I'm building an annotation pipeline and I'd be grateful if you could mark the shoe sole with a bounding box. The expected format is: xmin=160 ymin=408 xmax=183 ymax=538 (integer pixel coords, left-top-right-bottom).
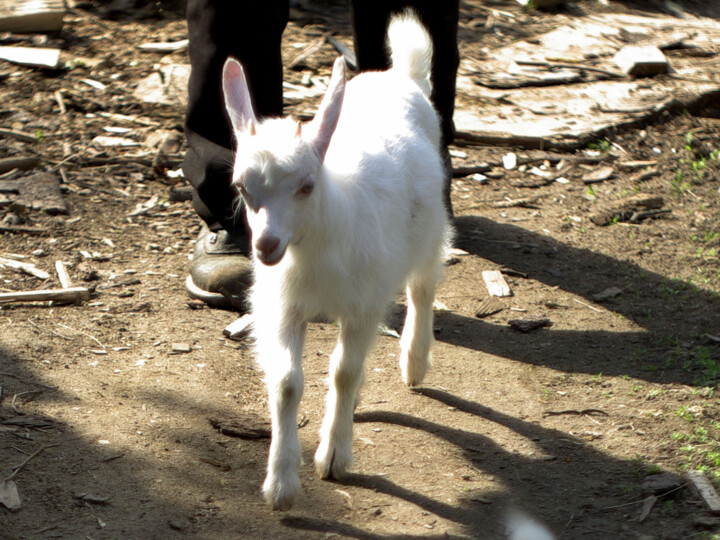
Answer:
xmin=185 ymin=275 xmax=234 ymax=309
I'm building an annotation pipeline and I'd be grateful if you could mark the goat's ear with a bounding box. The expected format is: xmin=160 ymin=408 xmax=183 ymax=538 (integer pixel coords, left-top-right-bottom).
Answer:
xmin=309 ymin=57 xmax=346 ymax=160
xmin=222 ymin=58 xmax=257 ymax=135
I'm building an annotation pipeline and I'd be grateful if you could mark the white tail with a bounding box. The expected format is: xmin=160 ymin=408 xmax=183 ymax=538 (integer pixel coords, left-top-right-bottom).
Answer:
xmin=387 ymin=10 xmax=433 ymax=97
xmin=222 ymin=11 xmax=452 ymax=511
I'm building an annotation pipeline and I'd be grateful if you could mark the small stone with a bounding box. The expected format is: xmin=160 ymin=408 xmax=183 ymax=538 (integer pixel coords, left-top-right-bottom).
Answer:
xmin=614 ymin=46 xmax=669 ymax=77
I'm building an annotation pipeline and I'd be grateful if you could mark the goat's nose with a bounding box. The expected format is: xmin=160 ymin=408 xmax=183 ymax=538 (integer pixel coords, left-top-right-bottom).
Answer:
xmin=255 ymin=235 xmax=280 ymax=256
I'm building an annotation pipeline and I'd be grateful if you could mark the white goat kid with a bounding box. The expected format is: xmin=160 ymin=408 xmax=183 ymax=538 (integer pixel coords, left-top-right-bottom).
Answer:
xmin=222 ymin=12 xmax=452 ymax=511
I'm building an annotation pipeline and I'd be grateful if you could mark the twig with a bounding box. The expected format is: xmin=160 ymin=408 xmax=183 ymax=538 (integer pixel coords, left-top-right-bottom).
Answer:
xmin=572 ymin=298 xmax=603 ymax=313
xmin=544 ymin=409 xmax=609 ymax=417
xmin=0 ymin=127 xmax=37 ymax=143
xmin=57 ymin=323 xmax=105 ymax=350
xmin=2 ymin=443 xmax=59 ymax=482
xmin=326 ymin=35 xmax=357 ymax=71
xmin=600 ymin=483 xmax=689 ymax=511
xmin=515 ymin=60 xmax=626 ymax=80
xmin=54 ymin=90 xmax=66 ymax=114
xmin=0 ymin=225 xmax=48 ymax=236
xmin=27 ymin=319 xmax=74 ymax=341
xmin=0 ymin=371 xmax=57 ymax=390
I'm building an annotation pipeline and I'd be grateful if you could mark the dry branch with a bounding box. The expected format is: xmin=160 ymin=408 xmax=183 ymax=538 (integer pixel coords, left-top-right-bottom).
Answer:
xmin=0 ymin=287 xmax=90 ymax=305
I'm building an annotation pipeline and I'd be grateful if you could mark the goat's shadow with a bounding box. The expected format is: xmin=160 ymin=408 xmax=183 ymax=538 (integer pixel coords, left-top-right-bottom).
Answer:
xmin=387 ymin=215 xmax=719 ymax=385
xmin=284 ymin=387 xmax=682 ymax=539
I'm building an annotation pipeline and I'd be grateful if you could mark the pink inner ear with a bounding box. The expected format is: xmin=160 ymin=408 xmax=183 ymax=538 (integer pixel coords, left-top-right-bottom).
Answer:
xmin=223 ymin=58 xmax=257 ymax=135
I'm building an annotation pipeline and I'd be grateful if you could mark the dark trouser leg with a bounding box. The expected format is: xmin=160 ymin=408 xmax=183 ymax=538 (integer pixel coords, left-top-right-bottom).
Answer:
xmin=350 ymin=0 xmax=459 ymax=215
xmin=183 ymin=0 xmax=289 ymax=252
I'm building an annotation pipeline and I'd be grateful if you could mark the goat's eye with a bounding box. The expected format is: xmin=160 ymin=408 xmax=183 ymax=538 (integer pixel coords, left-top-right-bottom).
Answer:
xmin=297 ymin=182 xmax=314 ymax=196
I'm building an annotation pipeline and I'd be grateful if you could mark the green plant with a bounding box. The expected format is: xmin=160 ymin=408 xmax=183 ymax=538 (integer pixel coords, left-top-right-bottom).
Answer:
xmin=671 ymin=170 xmax=691 ymax=195
xmin=587 ymin=138 xmax=611 ymax=153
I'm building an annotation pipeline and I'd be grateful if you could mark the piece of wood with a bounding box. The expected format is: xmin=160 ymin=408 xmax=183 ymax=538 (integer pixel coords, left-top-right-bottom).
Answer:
xmin=582 ymin=166 xmax=615 ymax=184
xmin=590 ymin=194 xmax=664 ymax=226
xmin=476 ymin=297 xmax=504 ymax=318
xmin=288 ymin=33 xmax=327 ymax=70
xmin=0 ymin=225 xmax=47 ymax=235
xmin=55 ymin=261 xmax=71 ymax=288
xmin=0 ymin=157 xmax=41 ymax=175
xmin=0 ymin=287 xmax=90 ymax=304
xmin=482 ymin=270 xmax=512 ymax=297
xmin=138 ymin=39 xmax=189 ymax=53
xmin=326 ymin=34 xmax=357 ymax=71
xmin=688 ymin=470 xmax=720 ymax=514
xmin=0 ymin=127 xmax=36 ymax=143
xmin=223 ymin=314 xmax=254 ymax=342
xmin=509 ymin=316 xmax=553 ymax=332
xmin=0 ymin=46 xmax=61 ymax=68
xmin=209 ymin=414 xmax=271 ymax=439
xmin=592 ymin=286 xmax=622 ymax=302
xmin=638 ymin=495 xmax=656 ymax=522
xmin=0 ymin=480 xmax=21 ymax=511
xmin=0 ymin=0 xmax=65 ymax=33
xmin=8 ymin=172 xmax=67 ymax=215
xmin=0 ymin=256 xmax=50 ymax=280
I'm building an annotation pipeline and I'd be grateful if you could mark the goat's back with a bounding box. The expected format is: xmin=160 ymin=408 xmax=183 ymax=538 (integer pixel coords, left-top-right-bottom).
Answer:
xmin=280 ymin=69 xmax=448 ymax=321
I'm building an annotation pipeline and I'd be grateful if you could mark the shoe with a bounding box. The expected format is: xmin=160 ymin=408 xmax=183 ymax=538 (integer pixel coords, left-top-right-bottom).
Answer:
xmin=186 ymin=224 xmax=253 ymax=310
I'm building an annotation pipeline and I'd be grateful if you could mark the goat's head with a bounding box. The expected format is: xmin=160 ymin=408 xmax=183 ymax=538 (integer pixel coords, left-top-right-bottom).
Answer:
xmin=222 ymin=57 xmax=346 ymax=266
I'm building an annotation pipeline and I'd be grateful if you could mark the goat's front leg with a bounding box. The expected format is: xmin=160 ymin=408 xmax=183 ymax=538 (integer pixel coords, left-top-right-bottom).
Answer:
xmin=256 ymin=307 xmax=307 ymax=510
xmin=315 ymin=318 xmax=376 ymax=480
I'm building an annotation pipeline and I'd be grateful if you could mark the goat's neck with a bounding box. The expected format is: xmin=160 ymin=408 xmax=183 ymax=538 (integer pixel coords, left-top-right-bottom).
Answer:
xmin=292 ymin=164 xmax=352 ymax=258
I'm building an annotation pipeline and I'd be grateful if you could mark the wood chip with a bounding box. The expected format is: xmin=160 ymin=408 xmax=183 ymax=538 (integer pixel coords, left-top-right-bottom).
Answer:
xmin=638 ymin=495 xmax=656 ymax=522
xmin=475 ymin=297 xmax=504 ymax=318
xmin=170 ymin=343 xmax=191 ymax=354
xmin=55 ymin=260 xmax=71 ymax=288
xmin=209 ymin=414 xmax=271 ymax=439
xmin=589 ymin=194 xmax=664 ymax=226
xmin=0 ymin=156 xmax=40 ymax=175
xmin=0 ymin=256 xmax=50 ymax=280
xmin=592 ymin=286 xmax=622 ymax=302
xmin=73 ymin=493 xmax=110 ymax=505
xmin=8 ymin=172 xmax=67 ymax=215
xmin=0 ymin=45 xmax=61 ymax=68
xmin=138 ymin=39 xmax=189 ymax=53
xmin=199 ymin=457 xmax=231 ymax=471
xmin=509 ymin=316 xmax=553 ymax=332
xmin=0 ymin=480 xmax=21 ymax=511
xmin=223 ymin=314 xmax=253 ymax=341
xmin=688 ymin=470 xmax=720 ymax=514
xmin=582 ymin=166 xmax=615 ymax=184
xmin=482 ymin=270 xmax=512 ymax=297
xmin=0 ymin=0 xmax=65 ymax=33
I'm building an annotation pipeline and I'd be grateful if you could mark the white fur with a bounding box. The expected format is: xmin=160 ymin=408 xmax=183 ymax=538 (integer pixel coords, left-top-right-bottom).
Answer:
xmin=222 ymin=12 xmax=452 ymax=510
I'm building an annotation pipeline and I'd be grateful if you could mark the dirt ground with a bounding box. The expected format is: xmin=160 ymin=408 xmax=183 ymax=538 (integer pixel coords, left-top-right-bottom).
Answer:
xmin=2 ymin=0 xmax=720 ymax=538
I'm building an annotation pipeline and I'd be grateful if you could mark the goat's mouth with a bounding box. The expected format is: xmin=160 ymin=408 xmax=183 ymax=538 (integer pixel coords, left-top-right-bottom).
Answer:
xmin=255 ymin=247 xmax=287 ymax=266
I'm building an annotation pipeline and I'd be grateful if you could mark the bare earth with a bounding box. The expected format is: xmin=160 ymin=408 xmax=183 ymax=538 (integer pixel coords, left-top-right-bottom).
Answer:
xmin=2 ymin=1 xmax=720 ymax=538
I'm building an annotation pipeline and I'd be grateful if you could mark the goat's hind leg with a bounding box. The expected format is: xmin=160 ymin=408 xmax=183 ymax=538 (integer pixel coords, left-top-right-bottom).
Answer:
xmin=399 ymin=265 xmax=440 ymax=387
xmin=315 ymin=318 xmax=375 ymax=480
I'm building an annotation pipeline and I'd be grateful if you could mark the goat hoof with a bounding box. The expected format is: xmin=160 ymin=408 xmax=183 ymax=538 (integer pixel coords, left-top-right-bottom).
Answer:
xmin=263 ymin=472 xmax=301 ymax=511
xmin=399 ymin=350 xmax=431 ymax=387
xmin=315 ymin=445 xmax=351 ymax=480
